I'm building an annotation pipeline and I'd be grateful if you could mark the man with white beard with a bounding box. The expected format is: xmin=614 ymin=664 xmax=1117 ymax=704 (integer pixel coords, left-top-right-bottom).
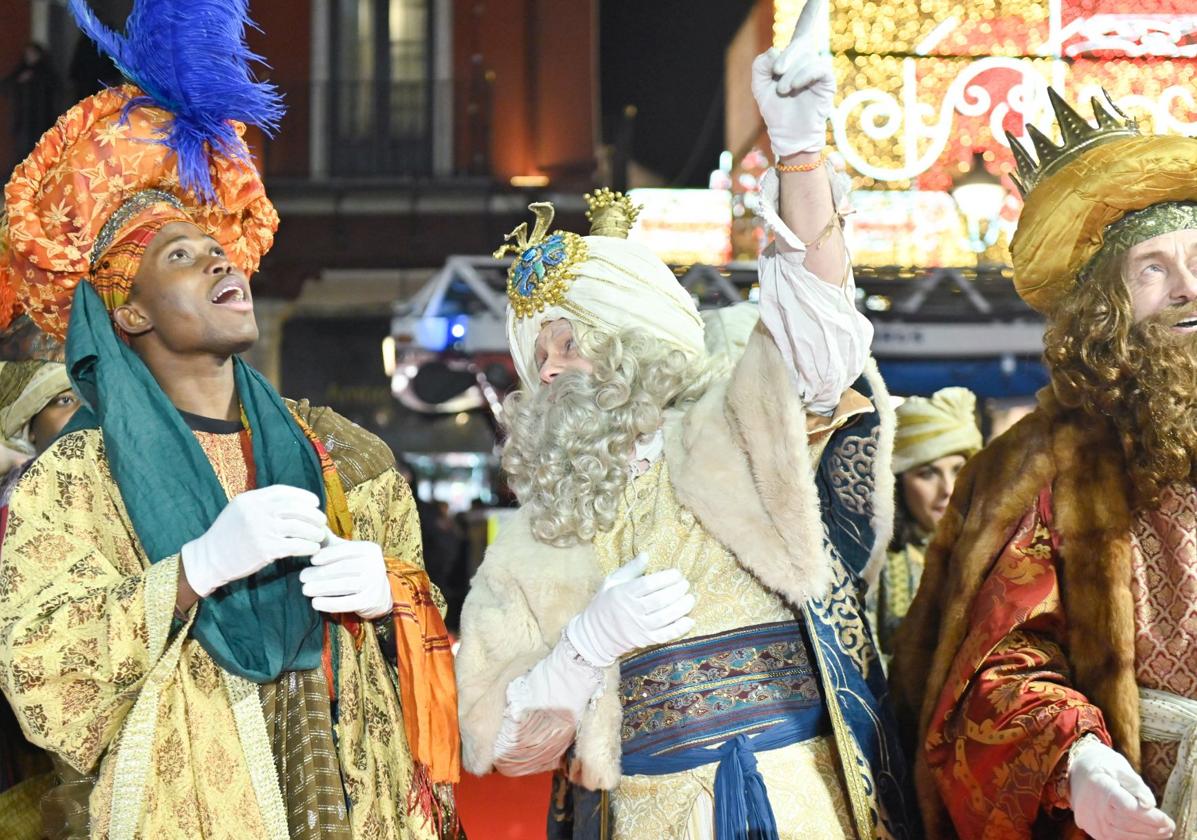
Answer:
xmin=455 ymin=3 xmax=918 ymax=837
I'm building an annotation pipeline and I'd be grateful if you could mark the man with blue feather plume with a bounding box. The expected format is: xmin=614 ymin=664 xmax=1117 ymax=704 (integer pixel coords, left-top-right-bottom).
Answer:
xmin=0 ymin=1 xmax=462 ymax=838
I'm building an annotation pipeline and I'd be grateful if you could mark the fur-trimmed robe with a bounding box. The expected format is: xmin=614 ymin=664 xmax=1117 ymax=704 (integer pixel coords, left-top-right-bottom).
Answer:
xmin=890 ymin=388 xmax=1139 ymax=839
xmin=455 ymin=323 xmax=895 ymax=791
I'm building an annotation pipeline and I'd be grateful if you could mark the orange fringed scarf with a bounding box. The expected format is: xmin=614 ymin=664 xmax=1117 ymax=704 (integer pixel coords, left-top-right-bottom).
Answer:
xmin=289 ymin=413 xmax=462 ymax=794
xmin=386 ymin=562 xmax=462 ymax=784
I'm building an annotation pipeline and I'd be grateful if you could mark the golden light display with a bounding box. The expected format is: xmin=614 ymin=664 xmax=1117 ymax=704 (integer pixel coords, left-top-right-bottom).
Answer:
xmin=775 ymin=0 xmax=1197 ymax=197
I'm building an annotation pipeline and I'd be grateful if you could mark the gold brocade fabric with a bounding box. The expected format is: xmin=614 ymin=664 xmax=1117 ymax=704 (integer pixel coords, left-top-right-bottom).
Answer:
xmin=593 ymin=459 xmax=856 ymax=840
xmin=1130 ymin=482 xmax=1197 ymax=797
xmin=0 ymin=427 xmax=438 ymax=839
xmin=193 ymin=430 xmax=251 ymax=495
xmin=0 ymin=773 xmax=51 ymax=840
xmin=194 ymin=431 xmax=351 ymax=840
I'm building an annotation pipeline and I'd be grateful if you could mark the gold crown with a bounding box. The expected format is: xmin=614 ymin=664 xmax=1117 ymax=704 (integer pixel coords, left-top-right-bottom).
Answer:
xmin=584 ymin=188 xmax=641 ymax=238
xmin=1006 ymin=88 xmax=1139 ymax=197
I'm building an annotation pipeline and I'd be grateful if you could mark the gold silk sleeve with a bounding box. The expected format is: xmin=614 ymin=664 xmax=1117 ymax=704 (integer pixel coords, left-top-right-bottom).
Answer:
xmin=0 ymin=431 xmax=178 ymax=775
xmin=348 ymin=466 xmax=446 ymax=617
xmin=335 ymin=466 xmax=452 ymax=840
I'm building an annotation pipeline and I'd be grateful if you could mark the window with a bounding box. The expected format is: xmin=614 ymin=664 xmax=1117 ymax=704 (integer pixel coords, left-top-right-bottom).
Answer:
xmin=329 ymin=0 xmax=432 ymax=176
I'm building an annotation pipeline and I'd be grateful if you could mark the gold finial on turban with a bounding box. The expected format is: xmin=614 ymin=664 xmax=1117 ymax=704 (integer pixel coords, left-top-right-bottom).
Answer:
xmin=1006 ymin=88 xmax=1138 ymax=197
xmin=493 ymin=202 xmax=556 ymax=260
xmin=584 ymin=188 xmax=641 ymax=239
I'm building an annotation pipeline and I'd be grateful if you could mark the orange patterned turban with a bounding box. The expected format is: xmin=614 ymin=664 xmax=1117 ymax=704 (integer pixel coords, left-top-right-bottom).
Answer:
xmin=0 ymin=84 xmax=279 ymax=340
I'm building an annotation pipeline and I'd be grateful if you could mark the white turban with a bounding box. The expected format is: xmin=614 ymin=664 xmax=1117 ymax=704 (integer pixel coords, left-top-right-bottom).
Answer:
xmin=892 ymin=386 xmax=982 ymax=474
xmin=503 ymin=202 xmax=706 ymax=391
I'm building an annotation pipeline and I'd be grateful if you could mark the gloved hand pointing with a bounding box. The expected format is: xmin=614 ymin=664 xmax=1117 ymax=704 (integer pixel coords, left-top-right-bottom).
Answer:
xmin=565 ymin=553 xmax=696 ymax=668
xmin=181 ymin=485 xmax=326 ymax=597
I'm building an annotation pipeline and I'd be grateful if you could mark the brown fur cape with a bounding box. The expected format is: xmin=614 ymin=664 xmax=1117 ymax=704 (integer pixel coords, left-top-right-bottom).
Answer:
xmin=890 ymin=388 xmax=1139 ymax=838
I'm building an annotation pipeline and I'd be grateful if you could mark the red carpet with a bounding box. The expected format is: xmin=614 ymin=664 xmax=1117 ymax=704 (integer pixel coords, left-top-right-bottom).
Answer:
xmin=457 ymin=770 xmax=553 ymax=840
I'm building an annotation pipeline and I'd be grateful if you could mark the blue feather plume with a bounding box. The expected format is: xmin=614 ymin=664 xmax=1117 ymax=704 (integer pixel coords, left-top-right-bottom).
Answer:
xmin=69 ymin=0 xmax=285 ymax=204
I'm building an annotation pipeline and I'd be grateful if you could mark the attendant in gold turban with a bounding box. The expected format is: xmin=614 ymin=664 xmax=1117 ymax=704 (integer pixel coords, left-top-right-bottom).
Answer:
xmin=0 ymin=359 xmax=77 ymax=486
xmin=892 ymin=89 xmax=1197 ymax=839
xmin=871 ymin=388 xmax=980 ymax=656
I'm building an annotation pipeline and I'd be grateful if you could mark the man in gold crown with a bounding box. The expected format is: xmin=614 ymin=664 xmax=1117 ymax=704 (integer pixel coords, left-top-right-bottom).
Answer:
xmin=0 ymin=1 xmax=461 ymax=838
xmin=455 ymin=3 xmax=918 ymax=838
xmin=891 ymin=89 xmax=1197 ymax=839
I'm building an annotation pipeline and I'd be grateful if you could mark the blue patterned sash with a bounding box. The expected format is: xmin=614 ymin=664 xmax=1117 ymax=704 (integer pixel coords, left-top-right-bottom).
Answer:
xmin=619 ymin=621 xmax=828 ymax=840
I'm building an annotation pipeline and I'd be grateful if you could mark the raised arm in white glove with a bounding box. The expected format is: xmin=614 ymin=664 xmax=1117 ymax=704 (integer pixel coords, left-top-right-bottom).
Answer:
xmin=299 ymin=532 xmax=394 ymax=619
xmin=750 ymin=0 xmax=845 ymax=293
xmin=180 ymin=485 xmax=326 ymax=598
xmin=564 ymin=553 xmax=696 ymax=668
xmin=1069 ymin=736 xmax=1175 ymax=839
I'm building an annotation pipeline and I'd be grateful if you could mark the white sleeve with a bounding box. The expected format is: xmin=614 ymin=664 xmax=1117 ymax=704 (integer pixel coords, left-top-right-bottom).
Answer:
xmin=748 ymin=166 xmax=874 ymax=416
xmin=491 ymin=633 xmax=605 ymax=776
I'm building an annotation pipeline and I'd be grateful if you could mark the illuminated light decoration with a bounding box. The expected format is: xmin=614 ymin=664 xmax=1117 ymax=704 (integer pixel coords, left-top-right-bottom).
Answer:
xmin=774 ymin=0 xmax=1197 ymax=194
xmin=1060 ymin=15 xmax=1197 ymax=56
xmin=845 ymin=190 xmax=980 ymax=267
xmin=626 ymin=188 xmax=734 ymax=266
xmin=952 ymin=151 xmax=1007 ymax=253
xmin=381 ymin=335 xmax=397 ymax=376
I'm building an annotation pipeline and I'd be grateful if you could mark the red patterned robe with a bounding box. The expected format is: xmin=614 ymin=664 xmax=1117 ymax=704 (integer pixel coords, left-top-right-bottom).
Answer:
xmin=923 ymin=488 xmax=1110 ymax=838
xmin=922 ymin=478 xmax=1197 ymax=838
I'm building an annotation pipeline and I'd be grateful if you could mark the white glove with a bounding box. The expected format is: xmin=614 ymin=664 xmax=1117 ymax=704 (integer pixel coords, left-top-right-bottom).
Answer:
xmin=750 ymin=0 xmax=835 ymax=158
xmin=564 ymin=553 xmax=696 ymax=668
xmin=299 ymin=531 xmax=393 ymax=619
xmin=1069 ymin=736 xmax=1175 ymax=839
xmin=181 ymin=485 xmax=326 ymax=598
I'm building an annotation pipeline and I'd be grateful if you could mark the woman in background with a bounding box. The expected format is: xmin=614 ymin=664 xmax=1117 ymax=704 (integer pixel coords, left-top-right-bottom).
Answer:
xmin=872 ymin=387 xmax=981 ymax=657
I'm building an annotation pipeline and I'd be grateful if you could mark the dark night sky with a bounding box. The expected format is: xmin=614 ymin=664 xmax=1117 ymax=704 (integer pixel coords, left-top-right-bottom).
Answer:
xmin=600 ymin=1 xmax=756 ymax=187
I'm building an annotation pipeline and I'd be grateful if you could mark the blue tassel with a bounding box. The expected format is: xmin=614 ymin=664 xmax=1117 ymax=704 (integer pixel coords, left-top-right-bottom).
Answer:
xmin=69 ymin=0 xmax=285 ymax=204
xmin=713 ymin=734 xmax=781 ymax=840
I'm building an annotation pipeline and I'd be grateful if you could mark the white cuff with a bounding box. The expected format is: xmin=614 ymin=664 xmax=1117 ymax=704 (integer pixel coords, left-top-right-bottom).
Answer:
xmin=492 ymin=634 xmax=605 ymax=766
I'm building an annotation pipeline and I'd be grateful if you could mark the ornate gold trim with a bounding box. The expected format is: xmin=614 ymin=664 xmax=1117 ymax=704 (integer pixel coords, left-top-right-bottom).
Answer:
xmin=804 ymin=603 xmax=875 ymax=840
xmin=224 ymin=672 xmax=290 ymax=840
xmin=107 ymin=556 xmax=191 ymax=840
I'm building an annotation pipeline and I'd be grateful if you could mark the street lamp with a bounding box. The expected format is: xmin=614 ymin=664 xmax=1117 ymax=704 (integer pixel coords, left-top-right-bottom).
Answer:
xmin=951 ymin=151 xmax=1006 ymax=255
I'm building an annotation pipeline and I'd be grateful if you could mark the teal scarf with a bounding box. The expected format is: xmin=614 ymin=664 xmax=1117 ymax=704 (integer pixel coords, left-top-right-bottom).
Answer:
xmin=62 ymin=281 xmax=323 ymax=683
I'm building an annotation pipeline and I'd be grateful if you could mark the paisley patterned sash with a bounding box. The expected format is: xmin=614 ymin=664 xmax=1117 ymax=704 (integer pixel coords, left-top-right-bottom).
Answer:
xmin=620 ymin=620 xmax=827 ymax=758
xmin=618 ymin=621 xmax=829 ymax=840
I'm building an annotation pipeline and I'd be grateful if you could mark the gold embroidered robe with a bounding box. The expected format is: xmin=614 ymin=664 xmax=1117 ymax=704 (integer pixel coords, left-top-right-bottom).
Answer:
xmin=594 ymin=457 xmax=856 ymax=840
xmin=0 ymin=404 xmax=442 ymax=840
